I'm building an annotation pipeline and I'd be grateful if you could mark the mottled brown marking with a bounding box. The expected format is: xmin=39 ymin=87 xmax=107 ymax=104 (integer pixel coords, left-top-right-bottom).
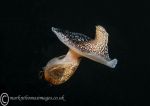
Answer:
xmin=48 ymin=67 xmax=65 ymax=79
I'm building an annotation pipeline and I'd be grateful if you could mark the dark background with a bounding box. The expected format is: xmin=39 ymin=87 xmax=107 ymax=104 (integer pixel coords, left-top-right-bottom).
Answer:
xmin=1 ymin=0 xmax=150 ymax=105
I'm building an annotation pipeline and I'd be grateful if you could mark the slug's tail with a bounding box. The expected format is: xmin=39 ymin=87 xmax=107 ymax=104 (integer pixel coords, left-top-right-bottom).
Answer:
xmin=106 ymin=59 xmax=118 ymax=68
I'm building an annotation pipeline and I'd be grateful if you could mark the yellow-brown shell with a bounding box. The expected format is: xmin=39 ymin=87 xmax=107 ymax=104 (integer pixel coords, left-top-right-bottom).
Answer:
xmin=43 ymin=63 xmax=78 ymax=85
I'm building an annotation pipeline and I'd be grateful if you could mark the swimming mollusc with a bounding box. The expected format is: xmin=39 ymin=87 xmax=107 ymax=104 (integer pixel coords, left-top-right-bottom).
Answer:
xmin=42 ymin=25 xmax=118 ymax=85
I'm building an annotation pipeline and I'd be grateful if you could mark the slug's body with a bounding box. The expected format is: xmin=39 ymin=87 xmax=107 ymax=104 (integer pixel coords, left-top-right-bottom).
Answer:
xmin=42 ymin=25 xmax=118 ymax=85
